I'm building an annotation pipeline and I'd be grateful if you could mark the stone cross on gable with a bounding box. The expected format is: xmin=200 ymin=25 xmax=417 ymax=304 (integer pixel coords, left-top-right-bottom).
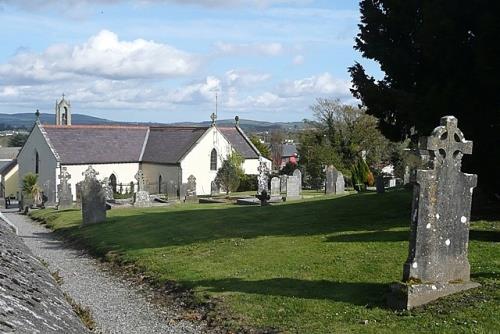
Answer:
xmin=83 ymin=165 xmax=98 ymax=180
xmin=135 ymin=170 xmax=145 ymax=191
xmin=390 ymin=116 xmax=479 ymax=309
xmin=421 ymin=116 xmax=473 ymax=168
xmin=210 ymin=112 xmax=217 ymax=126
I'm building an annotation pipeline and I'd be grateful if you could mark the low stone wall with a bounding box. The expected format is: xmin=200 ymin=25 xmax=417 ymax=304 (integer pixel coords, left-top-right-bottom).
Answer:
xmin=0 ymin=220 xmax=88 ymax=333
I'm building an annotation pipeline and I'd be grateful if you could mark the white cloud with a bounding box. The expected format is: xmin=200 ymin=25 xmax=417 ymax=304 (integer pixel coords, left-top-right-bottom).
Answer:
xmin=292 ymin=54 xmax=304 ymax=65
xmin=0 ymin=30 xmax=199 ymax=84
xmin=279 ymin=72 xmax=351 ymax=97
xmin=167 ymin=76 xmax=220 ymax=104
xmin=215 ymin=41 xmax=284 ymax=56
xmin=0 ymin=0 xmax=312 ymax=11
xmin=225 ymin=69 xmax=271 ymax=86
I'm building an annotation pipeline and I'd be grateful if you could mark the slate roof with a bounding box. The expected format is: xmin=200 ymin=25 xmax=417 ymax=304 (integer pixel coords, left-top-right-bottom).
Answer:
xmin=281 ymin=143 xmax=298 ymax=157
xmin=219 ymin=127 xmax=259 ymax=159
xmin=42 ymin=125 xmax=149 ymax=164
xmin=141 ymin=126 xmax=209 ymax=164
xmin=0 ymin=160 xmax=16 ymax=175
xmin=0 ymin=147 xmax=20 ymax=160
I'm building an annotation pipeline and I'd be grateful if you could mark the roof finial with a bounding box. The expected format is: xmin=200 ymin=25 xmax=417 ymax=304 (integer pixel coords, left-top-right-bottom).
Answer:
xmin=35 ymin=109 xmax=40 ymax=121
xmin=62 ymin=93 xmax=65 ymax=100
xmin=210 ymin=112 xmax=217 ymax=127
xmin=235 ymin=115 xmax=240 ymax=126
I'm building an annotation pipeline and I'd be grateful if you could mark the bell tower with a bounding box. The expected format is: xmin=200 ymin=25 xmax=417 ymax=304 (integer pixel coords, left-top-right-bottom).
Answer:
xmin=55 ymin=94 xmax=72 ymax=126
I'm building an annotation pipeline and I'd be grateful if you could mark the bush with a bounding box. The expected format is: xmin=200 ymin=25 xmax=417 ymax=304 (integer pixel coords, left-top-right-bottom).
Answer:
xmin=237 ymin=175 xmax=258 ymax=192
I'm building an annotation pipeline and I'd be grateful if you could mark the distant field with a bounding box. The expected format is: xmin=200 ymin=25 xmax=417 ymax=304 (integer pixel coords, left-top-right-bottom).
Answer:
xmin=31 ymin=190 xmax=499 ymax=333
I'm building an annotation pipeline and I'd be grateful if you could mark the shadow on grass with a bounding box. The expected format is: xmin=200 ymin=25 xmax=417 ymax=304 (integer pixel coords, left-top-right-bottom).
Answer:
xmin=52 ymin=191 xmax=413 ymax=252
xmin=325 ymin=229 xmax=499 ymax=243
xmin=182 ymin=277 xmax=387 ymax=307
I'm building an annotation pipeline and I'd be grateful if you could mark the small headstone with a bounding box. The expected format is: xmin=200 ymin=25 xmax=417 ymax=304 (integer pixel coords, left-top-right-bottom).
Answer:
xmin=376 ymin=175 xmax=385 ymax=193
xmin=388 ymin=116 xmax=479 ymax=309
xmin=280 ymin=175 xmax=287 ymax=193
xmin=388 ymin=178 xmax=397 ymax=188
xmin=325 ymin=165 xmax=335 ymax=194
xmin=179 ymin=183 xmax=187 ymax=201
xmin=75 ymin=182 xmax=82 ymax=208
xmin=270 ymin=177 xmax=281 ymax=198
xmin=81 ymin=166 xmax=107 ymax=225
xmin=185 ymin=175 xmax=197 ymax=202
xmin=257 ymin=159 xmax=270 ymax=195
xmin=57 ymin=167 xmax=73 ymax=210
xmin=286 ymin=169 xmax=302 ymax=200
xmin=134 ymin=170 xmax=151 ymax=207
xmin=211 ymin=181 xmax=219 ymax=196
xmin=334 ymin=171 xmax=345 ymax=194
xmin=403 ymin=166 xmax=410 ymax=185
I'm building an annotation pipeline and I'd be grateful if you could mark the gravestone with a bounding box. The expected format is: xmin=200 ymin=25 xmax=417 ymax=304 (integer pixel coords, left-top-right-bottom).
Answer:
xmin=389 ymin=116 xmax=479 ymax=309
xmin=257 ymin=159 xmax=269 ymax=195
xmin=101 ymin=177 xmax=114 ymax=202
xmin=325 ymin=165 xmax=335 ymax=194
xmin=167 ymin=180 xmax=177 ymax=200
xmin=185 ymin=175 xmax=197 ymax=202
xmin=81 ymin=166 xmax=107 ymax=225
xmin=134 ymin=170 xmax=151 ymax=207
xmin=75 ymin=182 xmax=82 ymax=208
xmin=286 ymin=169 xmax=302 ymax=200
xmin=376 ymin=175 xmax=385 ymax=193
xmin=334 ymin=171 xmax=345 ymax=194
xmin=403 ymin=166 xmax=410 ymax=185
xmin=211 ymin=181 xmax=219 ymax=196
xmin=57 ymin=167 xmax=73 ymax=210
xmin=270 ymin=177 xmax=281 ymax=199
xmin=280 ymin=175 xmax=287 ymax=193
xmin=179 ymin=183 xmax=187 ymax=202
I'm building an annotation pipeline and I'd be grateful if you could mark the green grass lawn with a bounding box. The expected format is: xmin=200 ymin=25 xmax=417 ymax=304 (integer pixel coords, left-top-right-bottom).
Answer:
xmin=31 ymin=190 xmax=499 ymax=333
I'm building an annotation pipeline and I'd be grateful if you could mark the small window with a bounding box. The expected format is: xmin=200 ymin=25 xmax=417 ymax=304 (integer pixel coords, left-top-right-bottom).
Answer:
xmin=35 ymin=151 xmax=39 ymax=174
xmin=158 ymin=175 xmax=163 ymax=193
xmin=210 ymin=149 xmax=217 ymax=170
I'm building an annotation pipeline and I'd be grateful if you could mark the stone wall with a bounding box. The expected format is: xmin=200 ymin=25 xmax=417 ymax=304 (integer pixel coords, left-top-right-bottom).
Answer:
xmin=0 ymin=220 xmax=88 ymax=333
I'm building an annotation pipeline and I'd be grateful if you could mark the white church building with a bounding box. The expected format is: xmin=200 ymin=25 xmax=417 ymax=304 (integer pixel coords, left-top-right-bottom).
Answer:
xmin=17 ymin=97 xmax=270 ymax=204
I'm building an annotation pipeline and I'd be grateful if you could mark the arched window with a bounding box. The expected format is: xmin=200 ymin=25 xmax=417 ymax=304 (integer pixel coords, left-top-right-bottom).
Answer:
xmin=109 ymin=174 xmax=117 ymax=193
xmin=210 ymin=149 xmax=217 ymax=170
xmin=158 ymin=175 xmax=163 ymax=193
xmin=35 ymin=151 xmax=39 ymax=174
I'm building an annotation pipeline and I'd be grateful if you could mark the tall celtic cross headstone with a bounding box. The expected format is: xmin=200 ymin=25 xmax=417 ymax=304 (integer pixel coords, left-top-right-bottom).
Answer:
xmin=389 ymin=116 xmax=479 ymax=309
xmin=134 ymin=169 xmax=151 ymax=207
xmin=257 ymin=159 xmax=269 ymax=195
xmin=57 ymin=167 xmax=73 ymax=210
xmin=81 ymin=166 xmax=107 ymax=225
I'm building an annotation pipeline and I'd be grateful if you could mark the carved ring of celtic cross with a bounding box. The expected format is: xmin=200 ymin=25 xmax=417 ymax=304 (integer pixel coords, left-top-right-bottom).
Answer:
xmin=424 ymin=116 xmax=473 ymax=166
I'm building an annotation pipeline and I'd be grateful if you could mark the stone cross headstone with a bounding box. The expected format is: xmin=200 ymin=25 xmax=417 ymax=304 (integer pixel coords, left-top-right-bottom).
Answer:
xmin=211 ymin=181 xmax=219 ymax=196
xmin=57 ymin=167 xmax=73 ymax=210
xmin=185 ymin=175 xmax=197 ymax=202
xmin=286 ymin=169 xmax=302 ymax=200
xmin=257 ymin=159 xmax=269 ymax=195
xmin=81 ymin=166 xmax=107 ymax=225
xmin=325 ymin=165 xmax=335 ymax=194
xmin=334 ymin=171 xmax=345 ymax=194
xmin=270 ymin=177 xmax=281 ymax=198
xmin=101 ymin=177 xmax=114 ymax=202
xmin=376 ymin=175 xmax=385 ymax=193
xmin=134 ymin=169 xmax=151 ymax=207
xmin=389 ymin=116 xmax=479 ymax=309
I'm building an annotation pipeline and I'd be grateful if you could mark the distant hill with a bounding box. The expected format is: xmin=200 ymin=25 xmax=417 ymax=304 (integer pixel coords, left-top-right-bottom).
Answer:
xmin=0 ymin=113 xmax=305 ymax=133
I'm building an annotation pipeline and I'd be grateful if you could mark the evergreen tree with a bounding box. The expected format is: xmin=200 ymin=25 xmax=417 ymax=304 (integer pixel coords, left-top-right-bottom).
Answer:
xmin=349 ymin=0 xmax=500 ymax=197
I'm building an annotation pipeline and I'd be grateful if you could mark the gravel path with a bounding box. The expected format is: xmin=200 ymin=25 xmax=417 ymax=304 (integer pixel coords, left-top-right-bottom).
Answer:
xmin=4 ymin=212 xmax=207 ymax=334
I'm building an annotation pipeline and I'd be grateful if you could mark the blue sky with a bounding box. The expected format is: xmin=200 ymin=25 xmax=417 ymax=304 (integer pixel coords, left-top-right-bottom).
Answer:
xmin=0 ymin=0 xmax=381 ymax=123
